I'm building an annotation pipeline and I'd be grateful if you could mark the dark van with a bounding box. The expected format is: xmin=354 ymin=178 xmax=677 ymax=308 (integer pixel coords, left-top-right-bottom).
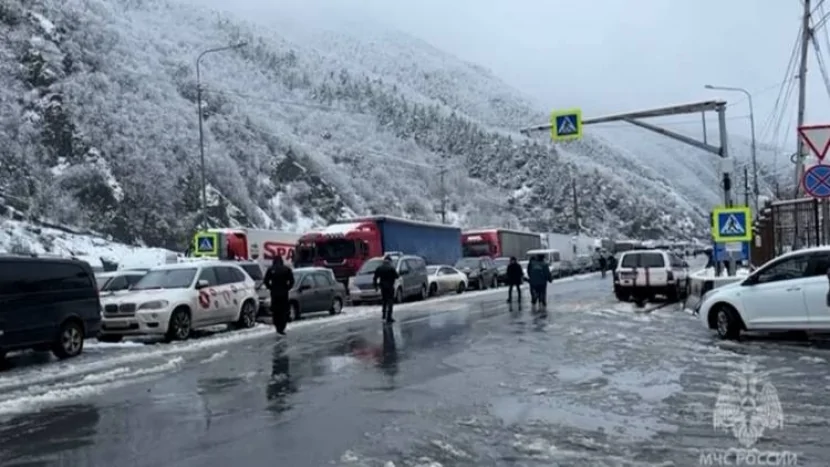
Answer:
xmin=0 ymin=256 xmax=101 ymax=360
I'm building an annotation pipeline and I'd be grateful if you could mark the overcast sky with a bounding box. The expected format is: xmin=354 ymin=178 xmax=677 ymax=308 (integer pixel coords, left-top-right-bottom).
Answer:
xmin=196 ymin=0 xmax=830 ymax=151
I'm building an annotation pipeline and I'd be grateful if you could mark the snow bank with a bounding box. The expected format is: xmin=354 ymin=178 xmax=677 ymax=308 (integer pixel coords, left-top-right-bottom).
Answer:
xmin=0 ymin=218 xmax=177 ymax=268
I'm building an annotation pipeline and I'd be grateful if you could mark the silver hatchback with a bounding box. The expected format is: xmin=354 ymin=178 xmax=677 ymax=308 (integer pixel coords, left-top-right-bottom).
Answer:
xmin=349 ymin=254 xmax=429 ymax=304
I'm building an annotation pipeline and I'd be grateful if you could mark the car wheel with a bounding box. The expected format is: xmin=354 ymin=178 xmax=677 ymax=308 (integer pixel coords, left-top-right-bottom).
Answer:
xmin=97 ymin=335 xmax=123 ymax=343
xmin=329 ymin=297 xmax=343 ymax=315
xmin=667 ymin=284 xmax=680 ymax=303
xmin=165 ymin=307 xmax=192 ymax=341
xmin=52 ymin=319 xmax=85 ymax=359
xmin=419 ymin=284 xmax=428 ymax=300
xmin=456 ymin=282 xmax=465 ymax=294
xmin=289 ymin=301 xmax=301 ymax=321
xmin=429 ymin=283 xmax=438 ymax=297
xmin=715 ymin=305 xmax=742 ymax=340
xmin=481 ymin=278 xmax=488 ymax=290
xmin=491 ymin=276 xmax=498 ymax=288
xmin=395 ymin=287 xmax=404 ymax=303
xmin=235 ymin=300 xmax=257 ymax=329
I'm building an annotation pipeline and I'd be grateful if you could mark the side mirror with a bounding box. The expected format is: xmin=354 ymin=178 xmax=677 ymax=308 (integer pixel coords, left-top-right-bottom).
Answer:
xmin=195 ymin=279 xmax=210 ymax=289
xmin=299 ymin=284 xmax=311 ymax=292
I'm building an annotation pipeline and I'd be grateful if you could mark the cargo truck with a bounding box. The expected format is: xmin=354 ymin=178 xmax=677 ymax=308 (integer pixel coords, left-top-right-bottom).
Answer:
xmin=294 ymin=216 xmax=462 ymax=287
xmin=540 ymin=233 xmax=600 ymax=260
xmin=461 ymin=228 xmax=541 ymax=259
xmin=191 ymin=228 xmax=300 ymax=266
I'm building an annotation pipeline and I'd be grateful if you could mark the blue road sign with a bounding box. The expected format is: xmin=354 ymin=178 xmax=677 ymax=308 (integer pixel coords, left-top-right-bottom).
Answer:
xmin=802 ymin=164 xmax=830 ymax=198
xmin=713 ymin=241 xmax=749 ymax=262
xmin=711 ymin=206 xmax=752 ymax=243
xmin=549 ymin=108 xmax=583 ymax=141
xmin=196 ymin=235 xmax=215 ymax=253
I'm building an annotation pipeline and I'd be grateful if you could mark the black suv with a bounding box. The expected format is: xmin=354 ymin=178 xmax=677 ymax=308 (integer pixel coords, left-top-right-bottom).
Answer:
xmin=0 ymin=256 xmax=101 ymax=361
xmin=455 ymin=256 xmax=499 ymax=290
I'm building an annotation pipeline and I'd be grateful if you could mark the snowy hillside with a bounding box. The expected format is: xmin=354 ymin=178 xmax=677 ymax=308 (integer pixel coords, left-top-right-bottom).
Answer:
xmin=0 ymin=0 xmax=787 ymax=250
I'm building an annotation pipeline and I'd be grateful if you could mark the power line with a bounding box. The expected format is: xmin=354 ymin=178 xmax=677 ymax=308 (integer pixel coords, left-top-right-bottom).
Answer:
xmin=759 ymin=24 xmax=801 ymax=144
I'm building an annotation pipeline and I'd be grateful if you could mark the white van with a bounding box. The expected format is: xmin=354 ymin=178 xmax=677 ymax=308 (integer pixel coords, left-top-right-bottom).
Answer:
xmin=526 ymin=249 xmax=562 ymax=276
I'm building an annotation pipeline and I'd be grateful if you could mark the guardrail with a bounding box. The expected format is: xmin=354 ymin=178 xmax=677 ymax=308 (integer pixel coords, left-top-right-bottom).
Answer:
xmin=683 ymin=269 xmax=747 ymax=313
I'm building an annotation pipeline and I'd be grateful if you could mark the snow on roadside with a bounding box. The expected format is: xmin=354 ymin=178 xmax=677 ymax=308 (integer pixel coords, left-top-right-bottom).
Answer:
xmin=0 ymin=218 xmax=177 ymax=269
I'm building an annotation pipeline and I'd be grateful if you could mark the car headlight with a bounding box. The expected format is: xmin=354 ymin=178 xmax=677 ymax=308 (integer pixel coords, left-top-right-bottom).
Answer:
xmin=139 ymin=300 xmax=169 ymax=310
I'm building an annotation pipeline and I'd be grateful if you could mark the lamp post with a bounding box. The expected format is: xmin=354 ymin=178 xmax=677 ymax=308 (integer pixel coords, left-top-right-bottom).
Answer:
xmin=704 ymin=84 xmax=759 ymax=212
xmin=196 ymin=43 xmax=246 ymax=229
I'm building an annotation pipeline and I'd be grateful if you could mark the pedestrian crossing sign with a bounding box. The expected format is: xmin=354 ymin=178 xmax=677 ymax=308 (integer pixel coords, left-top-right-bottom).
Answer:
xmin=711 ymin=206 xmax=752 ymax=243
xmin=194 ymin=232 xmax=218 ymax=256
xmin=550 ymin=108 xmax=583 ymax=142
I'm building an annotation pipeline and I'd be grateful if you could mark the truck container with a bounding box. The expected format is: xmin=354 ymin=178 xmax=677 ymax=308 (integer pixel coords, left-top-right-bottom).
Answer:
xmin=461 ymin=229 xmax=541 ymax=259
xmin=191 ymin=228 xmax=300 ymax=267
xmin=540 ymin=233 xmax=600 ymax=260
xmin=294 ymin=216 xmax=462 ymax=286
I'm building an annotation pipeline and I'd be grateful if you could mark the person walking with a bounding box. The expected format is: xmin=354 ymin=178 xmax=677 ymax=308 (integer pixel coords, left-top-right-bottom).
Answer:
xmin=263 ymin=256 xmax=295 ymax=335
xmin=373 ymin=255 xmax=399 ymax=324
xmin=505 ymin=256 xmax=524 ymax=305
xmin=598 ymin=255 xmax=608 ymax=278
xmin=527 ymin=254 xmax=553 ymax=309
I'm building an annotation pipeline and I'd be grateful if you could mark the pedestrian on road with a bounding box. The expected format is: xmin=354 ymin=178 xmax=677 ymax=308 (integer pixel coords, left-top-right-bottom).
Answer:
xmin=263 ymin=256 xmax=295 ymax=335
xmin=598 ymin=255 xmax=608 ymax=278
xmin=505 ymin=256 xmax=524 ymax=305
xmin=527 ymin=254 xmax=553 ymax=309
xmin=373 ymin=255 xmax=399 ymax=324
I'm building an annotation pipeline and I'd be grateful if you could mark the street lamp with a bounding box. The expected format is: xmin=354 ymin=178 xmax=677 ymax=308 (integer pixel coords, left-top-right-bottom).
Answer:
xmin=704 ymin=84 xmax=759 ymax=212
xmin=196 ymin=42 xmax=247 ymax=229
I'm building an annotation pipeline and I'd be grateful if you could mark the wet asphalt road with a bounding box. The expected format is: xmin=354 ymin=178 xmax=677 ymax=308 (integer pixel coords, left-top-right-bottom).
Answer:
xmin=2 ymin=271 xmax=830 ymax=466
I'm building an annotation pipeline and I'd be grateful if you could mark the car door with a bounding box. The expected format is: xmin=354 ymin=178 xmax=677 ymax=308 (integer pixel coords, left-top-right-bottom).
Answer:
xmin=738 ymin=253 xmax=811 ymax=329
xmin=295 ymin=274 xmax=319 ymax=312
xmin=224 ymin=266 xmax=251 ymax=320
xmin=0 ymin=260 xmax=46 ymax=348
xmin=312 ymin=272 xmax=335 ymax=310
xmin=798 ymin=251 xmax=830 ymax=328
xmin=397 ymin=260 xmax=412 ymax=295
xmin=438 ymin=267 xmax=454 ymax=293
xmin=195 ymin=266 xmax=223 ymax=326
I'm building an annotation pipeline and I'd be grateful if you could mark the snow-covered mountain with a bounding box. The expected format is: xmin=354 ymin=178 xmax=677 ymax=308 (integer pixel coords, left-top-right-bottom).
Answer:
xmin=0 ymin=0 xmax=787 ymax=251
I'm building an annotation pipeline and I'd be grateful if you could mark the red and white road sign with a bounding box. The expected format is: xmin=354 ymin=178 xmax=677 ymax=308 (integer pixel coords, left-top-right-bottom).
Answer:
xmin=798 ymin=124 xmax=830 ymax=161
xmin=198 ymin=290 xmax=210 ymax=309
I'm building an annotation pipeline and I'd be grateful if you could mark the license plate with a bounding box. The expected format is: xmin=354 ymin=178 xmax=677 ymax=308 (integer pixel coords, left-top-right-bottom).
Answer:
xmin=105 ymin=322 xmax=132 ymax=329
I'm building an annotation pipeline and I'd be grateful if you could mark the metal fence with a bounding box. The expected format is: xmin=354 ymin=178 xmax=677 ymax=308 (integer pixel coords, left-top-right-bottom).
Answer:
xmin=752 ymin=198 xmax=821 ymax=265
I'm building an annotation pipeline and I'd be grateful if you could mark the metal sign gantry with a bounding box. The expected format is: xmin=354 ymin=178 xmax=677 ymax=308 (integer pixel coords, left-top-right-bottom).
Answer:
xmin=519 ymin=100 xmax=734 ymax=207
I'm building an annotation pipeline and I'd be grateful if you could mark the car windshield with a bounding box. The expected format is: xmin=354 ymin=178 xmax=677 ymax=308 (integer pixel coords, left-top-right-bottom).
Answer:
xmin=132 ymin=268 xmax=196 ymax=290
xmin=493 ymin=258 xmax=510 ymax=267
xmin=95 ymin=275 xmax=112 ymax=290
xmin=317 ymin=239 xmax=356 ymax=262
xmin=357 ymin=258 xmax=384 ymax=275
xmin=455 ymin=258 xmax=480 ymax=269
xmin=426 ymin=266 xmax=439 ymax=275
xmin=240 ymin=264 xmax=263 ymax=281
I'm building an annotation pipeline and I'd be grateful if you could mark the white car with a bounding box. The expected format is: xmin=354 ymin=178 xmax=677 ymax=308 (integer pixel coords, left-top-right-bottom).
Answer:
xmin=426 ymin=265 xmax=468 ymax=296
xmin=613 ymin=249 xmax=690 ymax=302
xmin=698 ymin=246 xmax=830 ymax=340
xmin=95 ymin=270 xmax=147 ymax=295
xmin=98 ymin=261 xmax=259 ymax=342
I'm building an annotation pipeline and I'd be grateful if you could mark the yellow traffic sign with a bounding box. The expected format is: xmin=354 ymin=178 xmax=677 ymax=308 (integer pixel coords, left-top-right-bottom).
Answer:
xmin=193 ymin=231 xmax=219 ymax=256
xmin=550 ymin=108 xmax=583 ymax=141
xmin=711 ymin=206 xmax=752 ymax=243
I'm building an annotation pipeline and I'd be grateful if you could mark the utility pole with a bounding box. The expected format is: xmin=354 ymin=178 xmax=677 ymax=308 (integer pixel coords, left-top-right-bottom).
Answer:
xmin=196 ymin=43 xmax=246 ymax=229
xmin=571 ymin=178 xmax=580 ymax=234
xmin=743 ymin=165 xmax=750 ymax=207
xmin=437 ymin=165 xmax=448 ymax=224
xmin=701 ymin=111 xmax=707 ymax=145
xmin=794 ymin=0 xmax=811 ymax=248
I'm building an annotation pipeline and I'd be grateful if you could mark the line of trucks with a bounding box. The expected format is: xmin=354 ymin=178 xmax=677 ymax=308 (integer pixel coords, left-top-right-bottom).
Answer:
xmin=185 ymin=216 xmax=643 ymax=290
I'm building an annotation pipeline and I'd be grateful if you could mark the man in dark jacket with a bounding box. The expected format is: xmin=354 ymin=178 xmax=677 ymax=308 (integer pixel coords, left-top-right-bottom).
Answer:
xmin=505 ymin=256 xmax=524 ymax=304
xmin=373 ymin=255 xmax=399 ymax=323
xmin=526 ymin=254 xmax=553 ymax=309
xmin=263 ymin=256 xmax=295 ymax=335
xmin=598 ymin=255 xmax=608 ymax=278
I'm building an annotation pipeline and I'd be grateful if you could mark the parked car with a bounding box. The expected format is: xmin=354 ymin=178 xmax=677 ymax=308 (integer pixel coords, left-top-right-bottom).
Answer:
xmin=349 ymin=254 xmax=429 ymax=304
xmin=0 ymin=255 xmax=101 ymax=360
xmin=426 ymin=265 xmax=468 ymax=296
xmin=95 ymin=270 xmax=146 ymax=294
xmin=614 ymin=249 xmax=689 ymax=303
xmin=699 ymin=246 xmax=830 ymax=340
xmin=560 ymin=260 xmax=576 ymax=277
xmin=236 ymin=261 xmax=270 ymax=315
xmin=288 ymin=267 xmax=346 ymax=320
xmin=455 ymin=256 xmax=498 ymax=290
xmin=493 ymin=257 xmax=511 ymax=284
xmin=98 ymin=261 xmax=259 ymax=342
xmin=574 ymin=255 xmax=594 ymax=273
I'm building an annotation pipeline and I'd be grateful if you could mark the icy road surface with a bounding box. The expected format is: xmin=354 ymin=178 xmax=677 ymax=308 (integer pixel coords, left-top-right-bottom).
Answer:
xmin=2 ymin=270 xmax=830 ymax=466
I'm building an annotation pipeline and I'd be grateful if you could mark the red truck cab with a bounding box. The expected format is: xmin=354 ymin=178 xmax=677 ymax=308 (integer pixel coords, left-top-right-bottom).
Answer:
xmin=461 ymin=230 xmax=500 ymax=257
xmin=294 ymin=220 xmax=380 ymax=285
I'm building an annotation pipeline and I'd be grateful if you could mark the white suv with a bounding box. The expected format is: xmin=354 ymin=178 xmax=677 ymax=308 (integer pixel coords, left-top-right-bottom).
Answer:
xmin=614 ymin=249 xmax=689 ymax=302
xmin=699 ymin=246 xmax=830 ymax=340
xmin=98 ymin=261 xmax=259 ymax=342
